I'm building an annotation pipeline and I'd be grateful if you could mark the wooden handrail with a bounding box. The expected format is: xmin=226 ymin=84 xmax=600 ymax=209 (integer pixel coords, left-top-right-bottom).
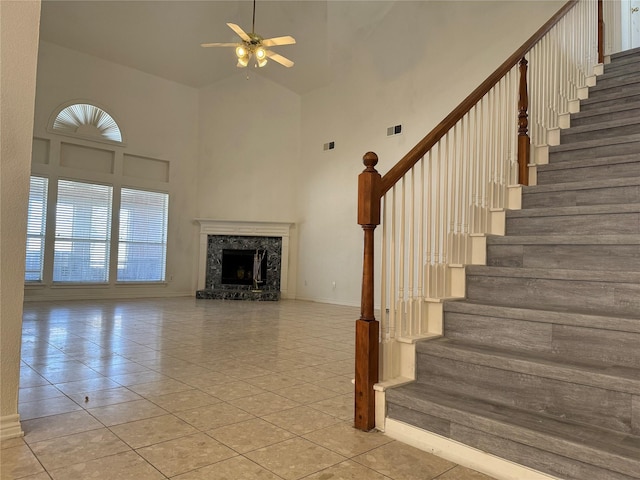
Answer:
xmin=380 ymin=0 xmax=578 ymax=196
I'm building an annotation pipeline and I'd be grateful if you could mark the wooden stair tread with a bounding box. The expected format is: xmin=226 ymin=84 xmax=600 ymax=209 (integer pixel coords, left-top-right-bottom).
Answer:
xmin=549 ymin=132 xmax=640 ymax=152
xmin=611 ymin=47 xmax=640 ymax=60
xmin=596 ymin=66 xmax=640 ymax=81
xmin=541 ymin=153 xmax=640 ymax=170
xmin=443 ymin=300 xmax=640 ymax=333
xmin=580 ymin=86 xmax=640 ymax=105
xmin=505 ymin=202 xmax=640 ymax=217
xmin=486 ymin=233 xmax=640 ymax=245
xmin=523 ymin=176 xmax=640 ymax=193
xmin=466 ymin=264 xmax=640 ymax=282
xmin=591 ymin=77 xmax=640 ymax=93
xmin=572 ymin=99 xmax=640 ymax=118
xmin=561 ymin=116 xmax=640 ymax=135
xmin=386 ymin=383 xmax=640 ymax=477
xmin=416 ymin=338 xmax=640 ymax=395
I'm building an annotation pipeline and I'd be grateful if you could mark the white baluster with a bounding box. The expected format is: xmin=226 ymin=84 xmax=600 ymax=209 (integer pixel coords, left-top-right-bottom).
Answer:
xmin=397 ymin=177 xmax=406 ymax=336
xmin=408 ymin=167 xmax=415 ymax=336
xmin=417 ymin=156 xmax=425 ymax=334
xmin=381 ymin=195 xmax=388 ymax=342
xmin=425 ymin=151 xmax=433 ymax=300
xmin=389 ymin=186 xmax=397 ymax=345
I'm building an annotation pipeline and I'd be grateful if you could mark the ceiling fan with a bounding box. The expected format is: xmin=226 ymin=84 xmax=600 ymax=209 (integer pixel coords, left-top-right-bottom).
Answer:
xmin=201 ymin=0 xmax=295 ymax=68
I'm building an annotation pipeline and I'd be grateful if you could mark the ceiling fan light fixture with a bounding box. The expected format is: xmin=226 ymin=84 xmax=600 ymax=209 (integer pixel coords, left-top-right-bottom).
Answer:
xmin=237 ymin=55 xmax=250 ymax=68
xmin=235 ymin=45 xmax=248 ymax=58
xmin=255 ymin=47 xmax=267 ymax=67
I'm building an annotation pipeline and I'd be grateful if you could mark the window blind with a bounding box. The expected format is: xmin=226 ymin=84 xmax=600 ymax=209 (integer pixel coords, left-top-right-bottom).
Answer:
xmin=117 ymin=188 xmax=168 ymax=282
xmin=53 ymin=180 xmax=112 ymax=282
xmin=25 ymin=176 xmax=48 ymax=281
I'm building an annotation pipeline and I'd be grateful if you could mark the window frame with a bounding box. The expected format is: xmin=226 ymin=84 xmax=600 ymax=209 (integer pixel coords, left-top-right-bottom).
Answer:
xmin=116 ymin=187 xmax=169 ymax=283
xmin=24 ymin=176 xmax=49 ymax=283
xmin=52 ymin=178 xmax=114 ymax=284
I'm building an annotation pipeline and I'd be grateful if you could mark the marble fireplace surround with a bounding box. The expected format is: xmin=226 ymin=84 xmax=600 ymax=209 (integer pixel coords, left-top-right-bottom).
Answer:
xmin=196 ymin=220 xmax=292 ymax=298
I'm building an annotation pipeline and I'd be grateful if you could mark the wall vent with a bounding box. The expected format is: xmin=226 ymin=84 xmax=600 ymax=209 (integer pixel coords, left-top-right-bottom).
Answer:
xmin=387 ymin=124 xmax=402 ymax=136
xmin=323 ymin=141 xmax=335 ymax=151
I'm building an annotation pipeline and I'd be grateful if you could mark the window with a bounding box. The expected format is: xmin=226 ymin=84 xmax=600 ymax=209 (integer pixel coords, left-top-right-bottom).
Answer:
xmin=53 ymin=180 xmax=113 ymax=282
xmin=117 ymin=188 xmax=169 ymax=282
xmin=25 ymin=177 xmax=48 ymax=282
xmin=28 ymin=103 xmax=171 ymax=289
xmin=52 ymin=103 xmax=123 ymax=143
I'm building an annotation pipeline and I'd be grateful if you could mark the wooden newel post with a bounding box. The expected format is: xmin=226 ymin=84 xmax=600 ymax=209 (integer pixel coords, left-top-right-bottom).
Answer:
xmin=518 ymin=57 xmax=530 ymax=187
xmin=597 ymin=0 xmax=604 ymax=64
xmin=355 ymin=151 xmax=381 ymax=431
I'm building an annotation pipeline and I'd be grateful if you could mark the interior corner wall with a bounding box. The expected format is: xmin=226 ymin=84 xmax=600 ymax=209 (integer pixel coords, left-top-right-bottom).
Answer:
xmin=295 ymin=0 xmax=564 ymax=307
xmin=0 ymin=0 xmax=41 ymax=438
xmin=26 ymin=42 xmax=200 ymax=301
xmin=197 ymin=72 xmax=301 ymax=297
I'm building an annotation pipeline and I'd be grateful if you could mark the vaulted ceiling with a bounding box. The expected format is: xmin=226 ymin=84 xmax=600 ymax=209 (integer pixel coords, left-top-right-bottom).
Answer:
xmin=39 ymin=0 xmax=399 ymax=95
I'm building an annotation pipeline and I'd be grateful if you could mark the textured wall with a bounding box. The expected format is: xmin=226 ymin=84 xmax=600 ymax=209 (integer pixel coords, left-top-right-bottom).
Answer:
xmin=0 ymin=0 xmax=41 ymax=437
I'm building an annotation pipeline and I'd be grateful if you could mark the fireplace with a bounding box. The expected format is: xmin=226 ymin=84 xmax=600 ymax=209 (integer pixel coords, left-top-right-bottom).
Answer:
xmin=195 ymin=220 xmax=292 ymax=301
xmin=221 ymin=249 xmax=267 ymax=286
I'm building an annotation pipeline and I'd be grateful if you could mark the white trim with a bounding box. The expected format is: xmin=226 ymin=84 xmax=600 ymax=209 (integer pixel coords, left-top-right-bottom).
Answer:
xmin=384 ymin=418 xmax=561 ymax=480
xmin=195 ymin=219 xmax=293 ymax=296
xmin=293 ymin=294 xmax=359 ymax=307
xmin=23 ymin=290 xmax=192 ymax=302
xmin=0 ymin=414 xmax=24 ymax=440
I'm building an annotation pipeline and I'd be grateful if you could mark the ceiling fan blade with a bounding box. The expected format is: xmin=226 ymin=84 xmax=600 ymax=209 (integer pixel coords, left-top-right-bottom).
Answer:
xmin=200 ymin=42 xmax=238 ymax=48
xmin=262 ymin=36 xmax=296 ymax=47
xmin=265 ymin=50 xmax=294 ymax=68
xmin=227 ymin=23 xmax=251 ymax=42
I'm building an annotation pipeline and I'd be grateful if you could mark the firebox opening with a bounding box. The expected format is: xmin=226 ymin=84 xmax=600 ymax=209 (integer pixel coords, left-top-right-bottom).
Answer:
xmin=221 ymin=249 xmax=267 ymax=286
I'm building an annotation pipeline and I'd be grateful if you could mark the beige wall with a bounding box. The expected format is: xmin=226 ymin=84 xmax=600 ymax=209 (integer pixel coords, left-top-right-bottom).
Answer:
xmin=0 ymin=0 xmax=41 ymax=439
xmin=295 ymin=0 xmax=565 ymax=305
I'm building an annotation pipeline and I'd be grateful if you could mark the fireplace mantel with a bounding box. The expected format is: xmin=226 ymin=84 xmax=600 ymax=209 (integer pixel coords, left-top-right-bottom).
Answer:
xmin=195 ymin=219 xmax=293 ymax=297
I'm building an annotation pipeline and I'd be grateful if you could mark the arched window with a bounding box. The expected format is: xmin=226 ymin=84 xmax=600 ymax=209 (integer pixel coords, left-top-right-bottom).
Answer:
xmin=51 ymin=102 xmax=123 ymax=143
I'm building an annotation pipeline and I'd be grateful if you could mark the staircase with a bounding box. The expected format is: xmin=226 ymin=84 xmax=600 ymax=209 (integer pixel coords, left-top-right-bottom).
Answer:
xmin=385 ymin=48 xmax=640 ymax=480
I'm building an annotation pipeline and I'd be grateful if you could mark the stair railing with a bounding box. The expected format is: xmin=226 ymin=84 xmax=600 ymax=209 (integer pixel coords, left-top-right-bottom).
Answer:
xmin=355 ymin=0 xmax=603 ymax=431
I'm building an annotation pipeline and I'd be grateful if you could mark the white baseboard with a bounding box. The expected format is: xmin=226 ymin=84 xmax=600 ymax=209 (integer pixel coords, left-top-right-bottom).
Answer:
xmin=292 ymin=294 xmax=360 ymax=308
xmin=384 ymin=418 xmax=561 ymax=480
xmin=0 ymin=414 xmax=24 ymax=441
xmin=24 ymin=290 xmax=193 ymax=302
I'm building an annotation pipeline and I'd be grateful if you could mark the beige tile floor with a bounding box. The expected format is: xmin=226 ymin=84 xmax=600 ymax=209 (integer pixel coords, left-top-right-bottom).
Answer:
xmin=1 ymin=298 xmax=497 ymax=480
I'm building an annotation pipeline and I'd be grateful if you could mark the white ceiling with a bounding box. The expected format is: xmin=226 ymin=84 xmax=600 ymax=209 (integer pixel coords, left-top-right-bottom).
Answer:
xmin=38 ymin=0 xmax=399 ymax=95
